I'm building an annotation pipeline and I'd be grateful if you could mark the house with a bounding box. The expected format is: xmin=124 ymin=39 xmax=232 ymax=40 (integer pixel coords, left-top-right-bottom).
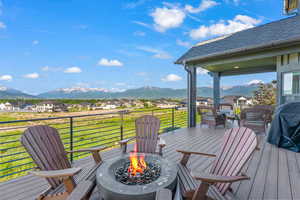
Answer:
xmin=0 ymin=102 xmax=20 ymax=111
xmin=196 ymin=97 xmax=213 ymax=106
xmin=176 ymin=14 xmax=300 ymax=127
xmin=221 ymin=96 xmax=240 ymax=105
xmin=35 ymin=101 xmax=68 ymax=112
xmin=101 ymin=104 xmax=117 ymax=110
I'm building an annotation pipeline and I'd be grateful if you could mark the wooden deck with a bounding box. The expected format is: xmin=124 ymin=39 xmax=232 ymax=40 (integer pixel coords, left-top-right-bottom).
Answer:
xmin=1 ymin=127 xmax=300 ymax=200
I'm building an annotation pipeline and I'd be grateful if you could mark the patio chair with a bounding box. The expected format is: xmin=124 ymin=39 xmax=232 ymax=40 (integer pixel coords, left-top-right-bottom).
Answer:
xmin=177 ymin=127 xmax=258 ymax=200
xmin=252 ymin=104 xmax=274 ymax=125
xmin=119 ymin=115 xmax=166 ymax=155
xmin=240 ymin=107 xmax=268 ymax=133
xmin=20 ymin=125 xmax=107 ymax=200
xmin=197 ymin=106 xmax=226 ymax=128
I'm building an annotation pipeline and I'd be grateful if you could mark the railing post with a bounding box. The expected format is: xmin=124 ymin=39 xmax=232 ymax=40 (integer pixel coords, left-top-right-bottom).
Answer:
xmin=70 ymin=117 xmax=74 ymax=163
xmin=172 ymin=107 xmax=175 ymax=130
xmin=151 ymin=109 xmax=154 ymax=116
xmin=120 ymin=111 xmax=124 ymax=141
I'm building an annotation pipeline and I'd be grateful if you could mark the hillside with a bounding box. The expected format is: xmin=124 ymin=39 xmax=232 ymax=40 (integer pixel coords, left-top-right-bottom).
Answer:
xmin=36 ymin=84 xmax=259 ymax=99
xmin=0 ymin=86 xmax=36 ymax=99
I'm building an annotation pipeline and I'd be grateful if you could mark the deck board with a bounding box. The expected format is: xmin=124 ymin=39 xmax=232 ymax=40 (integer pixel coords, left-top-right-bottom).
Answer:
xmin=0 ymin=126 xmax=300 ymax=200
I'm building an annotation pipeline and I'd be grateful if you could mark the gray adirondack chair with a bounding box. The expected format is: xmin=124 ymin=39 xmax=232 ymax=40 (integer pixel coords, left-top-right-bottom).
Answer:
xmin=20 ymin=125 xmax=107 ymax=200
xmin=119 ymin=115 xmax=166 ymax=155
xmin=177 ymin=127 xmax=258 ymax=200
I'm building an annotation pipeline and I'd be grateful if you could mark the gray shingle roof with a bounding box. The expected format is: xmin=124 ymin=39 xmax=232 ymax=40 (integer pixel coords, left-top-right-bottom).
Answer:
xmin=176 ymin=15 xmax=300 ymax=64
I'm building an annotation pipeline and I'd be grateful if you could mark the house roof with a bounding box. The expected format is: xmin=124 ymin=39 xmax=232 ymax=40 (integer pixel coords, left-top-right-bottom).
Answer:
xmin=175 ymin=15 xmax=300 ymax=64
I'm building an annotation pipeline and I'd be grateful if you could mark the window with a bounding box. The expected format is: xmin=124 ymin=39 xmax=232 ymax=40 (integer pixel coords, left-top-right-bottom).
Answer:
xmin=283 ymin=71 xmax=300 ymax=95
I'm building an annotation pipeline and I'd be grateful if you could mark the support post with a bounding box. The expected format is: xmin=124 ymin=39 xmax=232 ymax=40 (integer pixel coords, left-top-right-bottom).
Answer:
xmin=69 ymin=117 xmax=74 ymax=163
xmin=185 ymin=65 xmax=197 ymax=128
xmin=212 ymin=72 xmax=220 ymax=109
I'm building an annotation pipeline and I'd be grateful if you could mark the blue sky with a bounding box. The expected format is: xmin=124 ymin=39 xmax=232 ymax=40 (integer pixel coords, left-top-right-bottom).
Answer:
xmin=0 ymin=0 xmax=284 ymax=94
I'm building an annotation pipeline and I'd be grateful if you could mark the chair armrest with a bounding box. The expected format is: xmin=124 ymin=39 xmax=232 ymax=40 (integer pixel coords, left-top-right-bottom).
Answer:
xmin=177 ymin=150 xmax=216 ymax=157
xmin=158 ymin=138 xmax=166 ymax=147
xmin=30 ymin=167 xmax=81 ymax=179
xmin=177 ymin=150 xmax=216 ymax=166
xmin=66 ymin=180 xmax=96 ymax=200
xmin=119 ymin=137 xmax=136 ymax=145
xmin=191 ymin=172 xmax=250 ymax=183
xmin=66 ymin=145 xmax=107 ymax=153
xmin=67 ymin=146 xmax=107 ymax=164
xmin=156 ymin=189 xmax=172 ymax=200
xmin=119 ymin=137 xmax=135 ymax=154
xmin=158 ymin=138 xmax=166 ymax=156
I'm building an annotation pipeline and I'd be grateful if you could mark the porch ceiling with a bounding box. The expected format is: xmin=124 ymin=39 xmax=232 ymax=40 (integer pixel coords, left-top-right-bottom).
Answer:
xmin=203 ymin=56 xmax=277 ymax=76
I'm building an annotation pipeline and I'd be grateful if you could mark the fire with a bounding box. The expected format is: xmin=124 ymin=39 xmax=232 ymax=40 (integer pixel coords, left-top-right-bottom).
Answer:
xmin=128 ymin=145 xmax=147 ymax=176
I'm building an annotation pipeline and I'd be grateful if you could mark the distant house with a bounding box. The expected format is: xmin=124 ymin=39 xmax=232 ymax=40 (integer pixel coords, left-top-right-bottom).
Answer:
xmin=0 ymin=103 xmax=6 ymax=110
xmin=221 ymin=95 xmax=253 ymax=107
xmin=0 ymin=102 xmax=20 ymax=111
xmin=101 ymin=104 xmax=117 ymax=110
xmin=36 ymin=101 xmax=68 ymax=112
xmin=221 ymin=96 xmax=240 ymax=105
xmin=196 ymin=97 xmax=213 ymax=106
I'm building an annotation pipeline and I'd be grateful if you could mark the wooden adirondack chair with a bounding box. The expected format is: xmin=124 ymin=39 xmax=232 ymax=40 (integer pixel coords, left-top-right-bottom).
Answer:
xmin=198 ymin=106 xmax=226 ymax=128
xmin=20 ymin=125 xmax=107 ymax=200
xmin=119 ymin=115 xmax=166 ymax=155
xmin=177 ymin=127 xmax=258 ymax=200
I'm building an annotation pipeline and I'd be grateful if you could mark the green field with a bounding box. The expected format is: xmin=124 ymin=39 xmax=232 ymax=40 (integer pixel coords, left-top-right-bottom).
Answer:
xmin=0 ymin=108 xmax=198 ymax=182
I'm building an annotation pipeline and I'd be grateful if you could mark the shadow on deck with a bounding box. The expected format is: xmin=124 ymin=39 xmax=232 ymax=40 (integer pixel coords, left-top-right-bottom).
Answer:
xmin=1 ymin=127 xmax=300 ymax=200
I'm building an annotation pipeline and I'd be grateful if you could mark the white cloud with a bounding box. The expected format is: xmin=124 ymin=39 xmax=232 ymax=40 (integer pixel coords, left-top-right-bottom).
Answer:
xmin=185 ymin=0 xmax=218 ymax=14
xmin=0 ymin=75 xmax=12 ymax=81
xmin=41 ymin=66 xmax=62 ymax=72
xmin=24 ymin=73 xmax=39 ymax=79
xmin=32 ymin=40 xmax=39 ymax=45
xmin=98 ymin=58 xmax=123 ymax=67
xmin=115 ymin=82 xmax=127 ymax=86
xmin=124 ymin=0 xmax=148 ymax=9
xmin=225 ymin=0 xmax=241 ymax=5
xmin=41 ymin=66 xmax=50 ymax=71
xmin=64 ymin=66 xmax=82 ymax=73
xmin=161 ymin=74 xmax=182 ymax=82
xmin=150 ymin=7 xmax=186 ymax=32
xmin=150 ymin=1 xmax=218 ymax=32
xmin=134 ymin=31 xmax=146 ymax=36
xmin=190 ymin=15 xmax=261 ymax=40
xmin=0 ymin=21 xmax=6 ymax=29
xmin=136 ymin=72 xmax=147 ymax=76
xmin=132 ymin=21 xmax=152 ymax=29
xmin=137 ymin=46 xmax=172 ymax=59
xmin=247 ymin=79 xmax=264 ymax=85
xmin=176 ymin=39 xmax=191 ymax=48
xmin=197 ymin=68 xmax=209 ymax=75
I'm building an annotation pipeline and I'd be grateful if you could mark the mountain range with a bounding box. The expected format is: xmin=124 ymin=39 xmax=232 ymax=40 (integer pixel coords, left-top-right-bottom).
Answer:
xmin=0 ymin=84 xmax=259 ymax=99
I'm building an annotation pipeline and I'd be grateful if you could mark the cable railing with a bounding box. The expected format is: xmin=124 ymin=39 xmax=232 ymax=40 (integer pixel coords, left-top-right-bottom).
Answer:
xmin=0 ymin=107 xmax=188 ymax=182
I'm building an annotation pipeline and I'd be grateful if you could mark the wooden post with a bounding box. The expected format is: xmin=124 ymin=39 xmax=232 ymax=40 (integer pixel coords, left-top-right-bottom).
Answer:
xmin=185 ymin=65 xmax=197 ymax=128
xmin=212 ymin=72 xmax=220 ymax=109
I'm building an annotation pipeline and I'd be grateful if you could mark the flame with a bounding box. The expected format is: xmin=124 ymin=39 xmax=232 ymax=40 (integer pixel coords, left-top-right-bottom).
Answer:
xmin=128 ymin=145 xmax=147 ymax=176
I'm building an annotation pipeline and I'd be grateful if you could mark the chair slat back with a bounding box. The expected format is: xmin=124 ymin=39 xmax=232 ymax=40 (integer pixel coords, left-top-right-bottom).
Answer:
xmin=21 ymin=125 xmax=71 ymax=188
xmin=135 ymin=115 xmax=160 ymax=154
xmin=240 ymin=108 xmax=266 ymax=121
xmin=210 ymin=127 xmax=257 ymax=195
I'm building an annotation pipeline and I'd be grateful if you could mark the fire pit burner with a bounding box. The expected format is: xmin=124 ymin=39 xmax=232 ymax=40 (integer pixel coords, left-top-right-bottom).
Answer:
xmin=115 ymin=160 xmax=161 ymax=185
xmin=97 ymin=153 xmax=177 ymax=200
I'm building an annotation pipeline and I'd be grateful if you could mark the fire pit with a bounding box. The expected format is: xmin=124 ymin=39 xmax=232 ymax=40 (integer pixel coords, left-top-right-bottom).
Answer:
xmin=96 ymin=153 xmax=177 ymax=200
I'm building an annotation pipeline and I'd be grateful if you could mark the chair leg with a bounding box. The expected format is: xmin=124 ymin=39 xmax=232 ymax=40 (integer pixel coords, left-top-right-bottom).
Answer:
xmin=192 ymin=182 xmax=210 ymax=200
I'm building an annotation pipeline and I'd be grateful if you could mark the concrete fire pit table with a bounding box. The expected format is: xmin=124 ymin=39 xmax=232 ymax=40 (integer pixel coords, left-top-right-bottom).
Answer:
xmin=96 ymin=153 xmax=178 ymax=200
